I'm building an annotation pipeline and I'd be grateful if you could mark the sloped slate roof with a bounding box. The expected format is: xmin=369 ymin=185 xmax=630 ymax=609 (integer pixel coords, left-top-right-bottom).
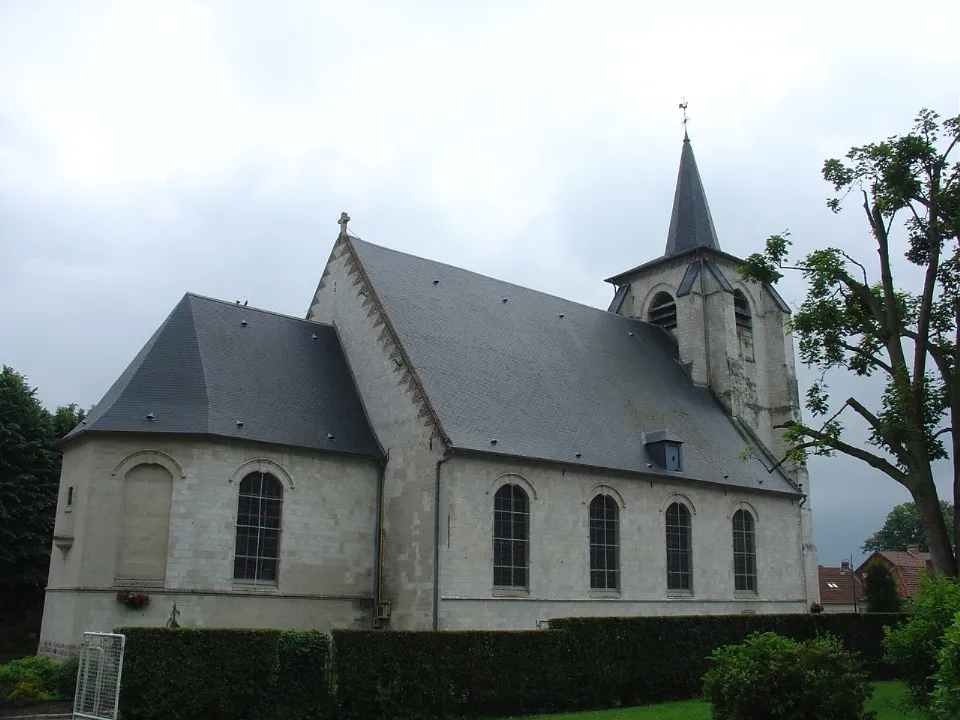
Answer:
xmin=664 ymin=137 xmax=721 ymax=256
xmin=67 ymin=294 xmax=381 ymax=458
xmin=350 ymin=238 xmax=798 ymax=495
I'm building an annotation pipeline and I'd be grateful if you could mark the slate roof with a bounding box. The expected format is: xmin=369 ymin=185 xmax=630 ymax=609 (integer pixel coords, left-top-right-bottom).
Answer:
xmin=664 ymin=137 xmax=721 ymax=256
xmin=350 ymin=238 xmax=799 ymax=495
xmin=66 ymin=294 xmax=381 ymax=458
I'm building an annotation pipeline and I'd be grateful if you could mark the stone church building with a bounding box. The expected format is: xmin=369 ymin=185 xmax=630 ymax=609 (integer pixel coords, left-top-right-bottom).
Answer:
xmin=40 ymin=135 xmax=819 ymax=656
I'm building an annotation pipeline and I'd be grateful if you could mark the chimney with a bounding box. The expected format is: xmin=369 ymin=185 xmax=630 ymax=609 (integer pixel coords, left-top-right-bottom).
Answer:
xmin=840 ymin=560 xmax=851 ymax=572
xmin=907 ymin=545 xmax=921 ymax=554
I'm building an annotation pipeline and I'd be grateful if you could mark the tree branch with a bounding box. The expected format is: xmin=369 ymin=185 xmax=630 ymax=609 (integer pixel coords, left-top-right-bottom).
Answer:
xmin=840 ymin=341 xmax=894 ymax=374
xmin=776 ymin=420 xmax=911 ymax=487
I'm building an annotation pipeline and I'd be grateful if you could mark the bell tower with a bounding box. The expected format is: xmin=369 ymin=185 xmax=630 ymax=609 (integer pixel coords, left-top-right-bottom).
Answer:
xmin=604 ymin=122 xmax=819 ymax=605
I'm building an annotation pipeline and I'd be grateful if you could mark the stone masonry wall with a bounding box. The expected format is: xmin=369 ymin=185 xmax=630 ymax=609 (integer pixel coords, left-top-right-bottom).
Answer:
xmin=39 ymin=433 xmax=378 ymax=653
xmin=437 ymin=454 xmax=808 ymax=630
xmin=308 ymin=237 xmax=447 ymax=630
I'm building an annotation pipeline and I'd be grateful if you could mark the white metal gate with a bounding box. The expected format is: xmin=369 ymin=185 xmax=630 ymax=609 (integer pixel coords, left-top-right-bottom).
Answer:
xmin=72 ymin=632 xmax=125 ymax=720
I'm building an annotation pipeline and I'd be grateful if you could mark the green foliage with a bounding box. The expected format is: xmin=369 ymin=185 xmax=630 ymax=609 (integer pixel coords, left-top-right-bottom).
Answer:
xmin=333 ymin=630 xmax=572 ymax=720
xmin=0 ymin=655 xmax=58 ymax=705
xmin=739 ymin=108 xmax=960 ymax=576
xmin=0 ymin=366 xmax=87 ymax=624
xmin=864 ymin=562 xmax=903 ymax=613
xmin=885 ymin=575 xmax=960 ymax=707
xmin=862 ymin=501 xmax=955 ymax=552
xmin=701 ymin=631 xmax=875 ymax=720
xmin=48 ymin=656 xmax=78 ymax=701
xmin=116 ymin=627 xmax=332 ymax=720
xmin=332 ymin=614 xmax=903 ymax=719
xmin=930 ymin=612 xmax=960 ymax=719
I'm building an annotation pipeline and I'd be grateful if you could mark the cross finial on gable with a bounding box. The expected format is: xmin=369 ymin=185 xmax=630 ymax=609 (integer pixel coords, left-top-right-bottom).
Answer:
xmin=338 ymin=212 xmax=351 ymax=238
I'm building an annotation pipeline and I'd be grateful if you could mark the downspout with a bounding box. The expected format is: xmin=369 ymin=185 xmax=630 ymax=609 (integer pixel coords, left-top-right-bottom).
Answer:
xmin=433 ymin=447 xmax=454 ymax=630
xmin=373 ymin=451 xmax=388 ymax=628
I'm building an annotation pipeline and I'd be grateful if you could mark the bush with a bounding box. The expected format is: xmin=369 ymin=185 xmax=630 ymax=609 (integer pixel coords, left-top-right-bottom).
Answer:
xmin=549 ymin=612 xmax=904 ymax=705
xmin=333 ymin=630 xmax=574 ymax=720
xmin=884 ymin=575 xmax=960 ymax=707
xmin=48 ymin=656 xmax=79 ymax=701
xmin=0 ymin=655 xmax=58 ymax=705
xmin=863 ymin=561 xmax=902 ymax=613
xmin=275 ymin=631 xmax=334 ymax=720
xmin=116 ymin=627 xmax=333 ymax=720
xmin=930 ymin=612 xmax=960 ymax=720
xmin=702 ymin=632 xmax=874 ymax=720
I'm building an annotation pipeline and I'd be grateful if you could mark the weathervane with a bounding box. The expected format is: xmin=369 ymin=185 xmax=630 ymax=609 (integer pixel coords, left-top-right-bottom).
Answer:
xmin=679 ymin=98 xmax=689 ymax=139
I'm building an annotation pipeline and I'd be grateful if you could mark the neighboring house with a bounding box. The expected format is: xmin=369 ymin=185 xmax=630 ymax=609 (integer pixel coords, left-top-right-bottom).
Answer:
xmin=856 ymin=548 xmax=935 ymax=601
xmin=818 ymin=561 xmax=863 ymax=613
xmin=39 ymin=132 xmax=820 ymax=658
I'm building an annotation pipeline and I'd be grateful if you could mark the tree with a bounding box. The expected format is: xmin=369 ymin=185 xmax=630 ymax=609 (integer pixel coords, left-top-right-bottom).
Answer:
xmin=740 ymin=108 xmax=960 ymax=576
xmin=0 ymin=366 xmax=58 ymax=611
xmin=863 ymin=500 xmax=955 ymax=553
xmin=863 ymin=561 xmax=903 ymax=613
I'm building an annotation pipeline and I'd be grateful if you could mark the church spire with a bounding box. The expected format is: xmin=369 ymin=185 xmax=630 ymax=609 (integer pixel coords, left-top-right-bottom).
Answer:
xmin=663 ymin=128 xmax=721 ymax=257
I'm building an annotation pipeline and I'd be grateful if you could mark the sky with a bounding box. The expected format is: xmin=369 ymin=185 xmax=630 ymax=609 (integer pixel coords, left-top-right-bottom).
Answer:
xmin=2 ymin=0 xmax=959 ymax=567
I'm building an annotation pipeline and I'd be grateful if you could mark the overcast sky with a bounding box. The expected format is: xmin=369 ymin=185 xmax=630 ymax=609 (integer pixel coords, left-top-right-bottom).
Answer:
xmin=2 ymin=0 xmax=959 ymax=567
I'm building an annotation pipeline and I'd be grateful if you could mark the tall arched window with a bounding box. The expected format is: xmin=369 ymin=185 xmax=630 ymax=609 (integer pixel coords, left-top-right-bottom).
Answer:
xmin=234 ymin=472 xmax=283 ymax=582
xmin=493 ymin=484 xmax=529 ymax=589
xmin=734 ymin=290 xmax=752 ymax=329
xmin=666 ymin=502 xmax=692 ymax=591
xmin=648 ymin=291 xmax=677 ymax=330
xmin=733 ymin=509 xmax=757 ymax=592
xmin=589 ymin=494 xmax=619 ymax=590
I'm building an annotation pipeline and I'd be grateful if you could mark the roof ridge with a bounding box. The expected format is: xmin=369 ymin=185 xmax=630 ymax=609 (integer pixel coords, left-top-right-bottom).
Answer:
xmin=349 ymin=237 xmax=650 ymax=327
xmin=183 ymin=292 xmax=336 ymax=328
xmin=183 ymin=296 xmax=211 ymax=433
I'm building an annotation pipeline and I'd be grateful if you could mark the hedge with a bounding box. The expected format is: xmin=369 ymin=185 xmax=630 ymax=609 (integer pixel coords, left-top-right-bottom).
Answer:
xmin=548 ymin=613 xmax=906 ymax=707
xmin=333 ymin=613 xmax=907 ymax=718
xmin=116 ymin=627 xmax=332 ymax=720
xmin=115 ymin=613 xmax=907 ymax=720
xmin=332 ymin=630 xmax=578 ymax=720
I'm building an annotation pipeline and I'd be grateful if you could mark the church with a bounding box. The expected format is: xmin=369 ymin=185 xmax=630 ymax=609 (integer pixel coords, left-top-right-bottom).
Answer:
xmin=39 ymin=134 xmax=819 ymax=657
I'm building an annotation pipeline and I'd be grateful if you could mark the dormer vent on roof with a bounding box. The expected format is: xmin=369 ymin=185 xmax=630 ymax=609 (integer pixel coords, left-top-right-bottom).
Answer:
xmin=644 ymin=429 xmax=684 ymax=472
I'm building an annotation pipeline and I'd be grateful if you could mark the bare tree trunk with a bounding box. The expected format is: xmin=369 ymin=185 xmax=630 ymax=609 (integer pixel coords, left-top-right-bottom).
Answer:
xmin=913 ymin=478 xmax=958 ymax=576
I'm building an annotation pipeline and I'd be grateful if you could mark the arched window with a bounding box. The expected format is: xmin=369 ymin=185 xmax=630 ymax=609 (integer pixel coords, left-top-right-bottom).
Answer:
xmin=734 ymin=290 xmax=752 ymax=329
xmin=733 ymin=509 xmax=757 ymax=592
xmin=234 ymin=472 xmax=283 ymax=582
xmin=648 ymin=291 xmax=677 ymax=330
xmin=589 ymin=494 xmax=619 ymax=590
xmin=666 ymin=502 xmax=692 ymax=591
xmin=493 ymin=484 xmax=529 ymax=589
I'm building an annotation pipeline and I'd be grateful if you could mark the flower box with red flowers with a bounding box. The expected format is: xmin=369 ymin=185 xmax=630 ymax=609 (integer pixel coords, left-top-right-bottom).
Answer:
xmin=116 ymin=590 xmax=151 ymax=609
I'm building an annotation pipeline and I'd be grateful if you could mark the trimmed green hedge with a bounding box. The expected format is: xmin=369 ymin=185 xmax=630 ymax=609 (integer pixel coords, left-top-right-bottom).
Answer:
xmin=116 ymin=627 xmax=332 ymax=720
xmin=549 ymin=613 xmax=906 ymax=707
xmin=116 ymin=614 xmax=907 ymax=719
xmin=333 ymin=614 xmax=906 ymax=718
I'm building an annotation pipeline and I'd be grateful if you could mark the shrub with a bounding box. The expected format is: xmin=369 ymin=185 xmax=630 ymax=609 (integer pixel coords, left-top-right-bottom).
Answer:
xmin=116 ymin=627 xmax=333 ymax=720
xmin=0 ymin=655 xmax=58 ymax=705
xmin=930 ymin=612 xmax=960 ymax=720
xmin=48 ymin=656 xmax=79 ymax=701
xmin=810 ymin=602 xmax=824 ymax=613
xmin=863 ymin=561 xmax=902 ymax=613
xmin=117 ymin=627 xmax=282 ymax=720
xmin=702 ymin=632 xmax=875 ymax=720
xmin=885 ymin=575 xmax=960 ymax=707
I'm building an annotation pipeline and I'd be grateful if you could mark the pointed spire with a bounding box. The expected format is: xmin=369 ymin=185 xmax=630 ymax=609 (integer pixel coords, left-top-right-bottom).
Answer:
xmin=663 ymin=134 xmax=721 ymax=257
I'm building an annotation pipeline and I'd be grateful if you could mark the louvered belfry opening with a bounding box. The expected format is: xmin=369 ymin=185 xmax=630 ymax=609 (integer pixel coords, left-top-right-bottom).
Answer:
xmin=648 ymin=291 xmax=677 ymax=330
xmin=734 ymin=290 xmax=752 ymax=329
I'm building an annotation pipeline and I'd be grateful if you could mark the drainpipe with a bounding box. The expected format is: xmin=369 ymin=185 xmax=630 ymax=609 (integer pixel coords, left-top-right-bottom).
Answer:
xmin=433 ymin=447 xmax=454 ymax=630
xmin=373 ymin=452 xmax=388 ymax=628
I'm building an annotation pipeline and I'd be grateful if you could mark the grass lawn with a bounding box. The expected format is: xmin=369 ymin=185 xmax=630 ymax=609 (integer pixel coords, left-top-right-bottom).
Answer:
xmin=505 ymin=681 xmax=923 ymax=720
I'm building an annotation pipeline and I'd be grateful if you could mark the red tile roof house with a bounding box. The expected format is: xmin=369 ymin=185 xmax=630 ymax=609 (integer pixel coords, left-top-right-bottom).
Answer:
xmin=818 ymin=561 xmax=864 ymax=613
xmin=856 ymin=548 xmax=936 ymax=603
